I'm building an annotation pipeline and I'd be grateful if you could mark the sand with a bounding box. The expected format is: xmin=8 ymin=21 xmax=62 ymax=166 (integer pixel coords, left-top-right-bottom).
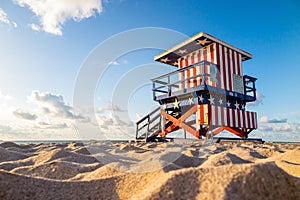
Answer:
xmin=0 ymin=140 xmax=299 ymax=199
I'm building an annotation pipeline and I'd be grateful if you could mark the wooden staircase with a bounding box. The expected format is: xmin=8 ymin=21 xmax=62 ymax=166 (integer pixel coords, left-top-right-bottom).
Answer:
xmin=135 ymin=107 xmax=181 ymax=142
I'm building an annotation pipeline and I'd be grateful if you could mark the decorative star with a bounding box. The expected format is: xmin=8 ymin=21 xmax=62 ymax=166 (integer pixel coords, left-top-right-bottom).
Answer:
xmin=241 ymin=104 xmax=245 ymax=110
xmin=188 ymin=97 xmax=194 ymax=105
xmin=208 ymin=95 xmax=215 ymax=105
xmin=162 ymin=104 xmax=167 ymax=110
xmin=173 ymin=99 xmax=180 ymax=109
xmin=160 ymin=57 xmax=170 ymax=63
xmin=234 ymin=101 xmax=240 ymax=110
xmin=196 ymin=38 xmax=211 ymax=46
xmin=227 ymin=101 xmax=231 ymax=107
xmin=173 ymin=61 xmax=178 ymax=66
xmin=178 ymin=49 xmax=187 ymax=54
xmin=218 ymin=99 xmax=223 ymax=105
xmin=199 ymin=95 xmax=204 ymax=102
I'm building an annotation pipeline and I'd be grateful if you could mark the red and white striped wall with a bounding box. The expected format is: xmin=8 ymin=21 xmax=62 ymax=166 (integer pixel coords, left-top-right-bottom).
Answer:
xmin=177 ymin=42 xmax=243 ymax=92
xmin=197 ymin=104 xmax=257 ymax=129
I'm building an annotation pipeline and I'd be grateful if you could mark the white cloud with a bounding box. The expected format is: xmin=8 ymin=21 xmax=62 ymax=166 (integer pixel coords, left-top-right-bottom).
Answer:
xmin=0 ymin=91 xmax=12 ymax=100
xmin=28 ymin=90 xmax=85 ymax=120
xmin=0 ymin=8 xmax=17 ymax=28
xmin=13 ymin=108 xmax=37 ymax=120
xmin=273 ymin=123 xmax=293 ymax=132
xmin=37 ymin=121 xmax=68 ymax=129
xmin=97 ymin=101 xmax=127 ymax=113
xmin=28 ymin=23 xmax=40 ymax=32
xmin=108 ymin=61 xmax=120 ymax=66
xmin=13 ymin=0 xmax=102 ymax=35
xmin=259 ymin=115 xmax=287 ymax=123
xmin=247 ymin=92 xmax=265 ymax=107
xmin=96 ymin=111 xmax=135 ymax=139
xmin=258 ymin=123 xmax=294 ymax=133
xmin=297 ymin=125 xmax=300 ymax=131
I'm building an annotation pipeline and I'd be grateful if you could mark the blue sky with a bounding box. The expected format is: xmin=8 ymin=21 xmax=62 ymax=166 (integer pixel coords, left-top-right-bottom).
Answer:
xmin=0 ymin=0 xmax=299 ymax=141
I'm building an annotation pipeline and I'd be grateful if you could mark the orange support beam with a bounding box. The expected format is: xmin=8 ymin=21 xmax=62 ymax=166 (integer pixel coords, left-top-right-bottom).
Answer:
xmin=159 ymin=105 xmax=200 ymax=138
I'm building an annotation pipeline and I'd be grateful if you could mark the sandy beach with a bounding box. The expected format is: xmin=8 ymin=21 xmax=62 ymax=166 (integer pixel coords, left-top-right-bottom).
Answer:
xmin=0 ymin=140 xmax=299 ymax=199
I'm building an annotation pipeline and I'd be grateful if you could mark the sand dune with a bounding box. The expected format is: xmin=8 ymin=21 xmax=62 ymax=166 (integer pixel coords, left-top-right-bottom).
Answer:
xmin=0 ymin=141 xmax=299 ymax=199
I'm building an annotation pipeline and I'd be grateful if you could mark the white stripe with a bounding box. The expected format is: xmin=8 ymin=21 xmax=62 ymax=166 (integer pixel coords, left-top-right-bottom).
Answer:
xmin=224 ymin=47 xmax=230 ymax=90
xmin=234 ymin=109 xmax=238 ymax=127
xmin=223 ymin=107 xmax=227 ymax=126
xmin=239 ymin=110 xmax=243 ymax=127
xmin=178 ymin=59 xmax=182 ymax=90
xmin=189 ymin=54 xmax=194 ymax=87
xmin=249 ymin=112 xmax=253 ymax=128
xmin=244 ymin=110 xmax=248 ymax=128
xmin=211 ymin=106 xmax=216 ymax=125
xmin=219 ymin=45 xmax=224 ymax=89
xmin=217 ymin=106 xmax=222 ymax=126
xmin=229 ymin=48 xmax=234 ymax=90
xmin=213 ymin=43 xmax=217 ymax=64
xmin=255 ymin=113 xmax=257 ymax=128
xmin=184 ymin=56 xmax=188 ymax=88
xmin=207 ymin=45 xmax=211 ymax=62
xmin=196 ymin=63 xmax=201 ymax=85
xmin=239 ymin=53 xmax=242 ymax=76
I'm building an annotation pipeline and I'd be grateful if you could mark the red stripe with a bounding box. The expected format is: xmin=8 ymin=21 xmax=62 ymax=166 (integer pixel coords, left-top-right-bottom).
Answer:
xmin=243 ymin=110 xmax=247 ymax=128
xmin=208 ymin=105 xmax=212 ymax=124
xmin=226 ymin=107 xmax=230 ymax=126
xmin=237 ymin=53 xmax=241 ymax=75
xmin=231 ymin=50 xmax=236 ymax=75
xmin=214 ymin=106 xmax=218 ymax=125
xmin=192 ymin=53 xmax=196 ymax=84
xmin=222 ymin=45 xmax=227 ymax=90
xmin=185 ymin=56 xmax=190 ymax=88
xmin=179 ymin=58 xmax=184 ymax=69
xmin=216 ymin=44 xmax=221 ymax=86
xmin=185 ymin=56 xmax=189 ymax=66
xmin=191 ymin=53 xmax=195 ymax=64
xmin=216 ymin=43 xmax=220 ymax=64
xmin=238 ymin=109 xmax=242 ymax=128
xmin=247 ymin=112 xmax=251 ymax=128
xmin=210 ymin=45 xmax=214 ymax=63
xmin=251 ymin=112 xmax=255 ymax=128
xmin=220 ymin=106 xmax=224 ymax=126
xmin=200 ymin=105 xmax=204 ymax=124
xmin=231 ymin=108 xmax=235 ymax=128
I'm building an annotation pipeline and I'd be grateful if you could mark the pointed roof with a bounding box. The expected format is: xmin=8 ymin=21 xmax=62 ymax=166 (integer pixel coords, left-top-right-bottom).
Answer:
xmin=154 ymin=32 xmax=252 ymax=66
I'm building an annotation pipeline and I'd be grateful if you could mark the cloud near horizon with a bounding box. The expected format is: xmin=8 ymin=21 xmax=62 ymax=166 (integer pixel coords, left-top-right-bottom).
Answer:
xmin=259 ymin=116 xmax=287 ymax=123
xmin=28 ymin=90 xmax=86 ymax=120
xmin=13 ymin=108 xmax=38 ymax=120
xmin=13 ymin=0 xmax=103 ymax=35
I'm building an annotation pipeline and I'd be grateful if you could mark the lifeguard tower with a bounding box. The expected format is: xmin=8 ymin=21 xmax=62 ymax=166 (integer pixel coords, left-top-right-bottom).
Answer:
xmin=136 ymin=32 xmax=257 ymax=141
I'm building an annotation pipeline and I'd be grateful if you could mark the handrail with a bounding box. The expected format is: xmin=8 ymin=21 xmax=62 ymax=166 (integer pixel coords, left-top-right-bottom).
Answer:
xmin=136 ymin=107 xmax=161 ymax=139
xmin=136 ymin=107 xmax=160 ymax=125
xmin=151 ymin=60 xmax=213 ymax=82
xmin=151 ymin=60 xmax=219 ymax=100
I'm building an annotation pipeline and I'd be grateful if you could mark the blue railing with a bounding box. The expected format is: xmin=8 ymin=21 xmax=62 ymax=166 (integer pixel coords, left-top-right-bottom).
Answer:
xmin=151 ymin=60 xmax=219 ymax=99
xmin=151 ymin=60 xmax=257 ymax=101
